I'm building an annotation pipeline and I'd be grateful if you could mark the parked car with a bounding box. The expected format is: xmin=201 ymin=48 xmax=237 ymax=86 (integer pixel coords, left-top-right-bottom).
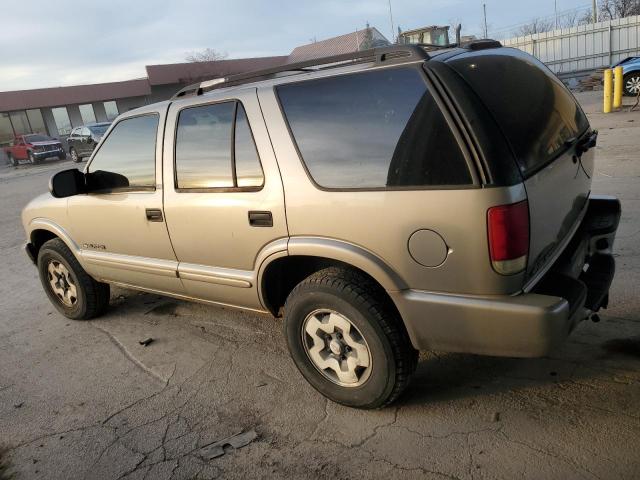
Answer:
xmin=22 ymin=42 xmax=620 ymax=409
xmin=67 ymin=122 xmax=111 ymax=162
xmin=614 ymin=56 xmax=640 ymax=96
xmin=4 ymin=134 xmax=65 ymax=166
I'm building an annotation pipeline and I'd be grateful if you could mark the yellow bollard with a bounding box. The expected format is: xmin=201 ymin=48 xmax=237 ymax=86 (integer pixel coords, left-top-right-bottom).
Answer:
xmin=603 ymin=69 xmax=613 ymax=113
xmin=613 ymin=66 xmax=623 ymax=109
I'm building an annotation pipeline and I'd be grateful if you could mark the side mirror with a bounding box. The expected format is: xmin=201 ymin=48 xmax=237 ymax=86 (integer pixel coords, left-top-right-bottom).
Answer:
xmin=49 ymin=169 xmax=86 ymax=198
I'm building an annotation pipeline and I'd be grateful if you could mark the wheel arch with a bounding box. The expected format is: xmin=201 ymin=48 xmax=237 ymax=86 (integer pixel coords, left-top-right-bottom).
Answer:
xmin=28 ymin=220 xmax=81 ymax=260
xmin=259 ymin=237 xmax=407 ymax=317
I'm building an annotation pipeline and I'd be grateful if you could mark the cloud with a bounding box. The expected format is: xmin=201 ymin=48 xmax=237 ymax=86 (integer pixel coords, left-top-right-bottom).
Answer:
xmin=0 ymin=0 xmax=587 ymax=91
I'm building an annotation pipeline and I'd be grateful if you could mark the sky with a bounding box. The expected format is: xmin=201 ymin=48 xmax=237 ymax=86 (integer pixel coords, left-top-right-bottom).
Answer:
xmin=0 ymin=0 xmax=592 ymax=92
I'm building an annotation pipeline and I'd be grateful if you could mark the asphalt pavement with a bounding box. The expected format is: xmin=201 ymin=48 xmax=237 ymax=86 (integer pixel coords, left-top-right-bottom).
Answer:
xmin=0 ymin=92 xmax=639 ymax=479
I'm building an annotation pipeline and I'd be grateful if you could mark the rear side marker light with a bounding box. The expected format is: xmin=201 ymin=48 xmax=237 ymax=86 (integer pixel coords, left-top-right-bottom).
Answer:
xmin=487 ymin=200 xmax=529 ymax=275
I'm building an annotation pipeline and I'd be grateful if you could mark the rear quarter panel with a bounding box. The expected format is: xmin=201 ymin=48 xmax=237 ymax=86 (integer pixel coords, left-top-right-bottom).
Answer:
xmin=258 ymin=86 xmax=526 ymax=296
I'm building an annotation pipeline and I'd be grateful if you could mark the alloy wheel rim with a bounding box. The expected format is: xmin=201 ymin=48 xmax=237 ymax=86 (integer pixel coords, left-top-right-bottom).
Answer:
xmin=627 ymin=76 xmax=640 ymax=94
xmin=71 ymin=150 xmax=78 ymax=161
xmin=47 ymin=260 xmax=78 ymax=307
xmin=301 ymin=309 xmax=372 ymax=387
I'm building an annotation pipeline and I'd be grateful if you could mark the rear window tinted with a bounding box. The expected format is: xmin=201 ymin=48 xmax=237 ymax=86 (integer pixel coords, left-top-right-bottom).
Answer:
xmin=277 ymin=67 xmax=471 ymax=189
xmin=447 ymin=49 xmax=589 ymax=176
xmin=175 ymin=101 xmax=264 ymax=190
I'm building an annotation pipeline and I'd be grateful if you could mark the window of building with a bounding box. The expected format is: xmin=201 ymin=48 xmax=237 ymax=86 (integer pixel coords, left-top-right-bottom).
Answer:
xmin=103 ymin=101 xmax=119 ymax=121
xmin=9 ymin=111 xmax=30 ymax=135
xmin=175 ymin=101 xmax=264 ymax=190
xmin=51 ymin=107 xmax=73 ymax=136
xmin=26 ymin=109 xmax=47 ymax=135
xmin=277 ymin=66 xmax=471 ymax=189
xmin=0 ymin=113 xmax=13 ymax=145
xmin=79 ymin=104 xmax=97 ymax=125
xmin=88 ymin=114 xmax=158 ymax=191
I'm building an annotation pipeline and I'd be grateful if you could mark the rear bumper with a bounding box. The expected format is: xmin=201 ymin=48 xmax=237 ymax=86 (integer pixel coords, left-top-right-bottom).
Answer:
xmin=394 ymin=195 xmax=620 ymax=357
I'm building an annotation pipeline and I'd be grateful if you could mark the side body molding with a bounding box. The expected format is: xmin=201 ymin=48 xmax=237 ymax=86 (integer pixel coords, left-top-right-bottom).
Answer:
xmin=286 ymin=237 xmax=407 ymax=292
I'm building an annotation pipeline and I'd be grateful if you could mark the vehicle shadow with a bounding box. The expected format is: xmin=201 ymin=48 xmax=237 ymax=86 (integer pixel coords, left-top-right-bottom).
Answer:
xmin=399 ymin=316 xmax=640 ymax=407
xmin=104 ymin=287 xmax=640 ymax=407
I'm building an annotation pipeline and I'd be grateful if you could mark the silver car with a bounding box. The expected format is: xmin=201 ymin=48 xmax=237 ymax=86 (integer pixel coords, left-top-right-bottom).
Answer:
xmin=22 ymin=42 xmax=620 ymax=408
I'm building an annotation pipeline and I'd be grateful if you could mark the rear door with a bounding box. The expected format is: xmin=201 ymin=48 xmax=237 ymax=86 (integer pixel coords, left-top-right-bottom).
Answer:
xmin=446 ymin=48 xmax=593 ymax=283
xmin=162 ymin=89 xmax=288 ymax=310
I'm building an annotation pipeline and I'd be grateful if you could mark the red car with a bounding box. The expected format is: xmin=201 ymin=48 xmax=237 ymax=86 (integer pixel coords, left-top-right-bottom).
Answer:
xmin=4 ymin=134 xmax=66 ymax=166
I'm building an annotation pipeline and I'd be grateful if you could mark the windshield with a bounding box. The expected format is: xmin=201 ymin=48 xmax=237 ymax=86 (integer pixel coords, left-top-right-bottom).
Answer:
xmin=24 ymin=134 xmax=51 ymax=143
xmin=88 ymin=125 xmax=110 ymax=136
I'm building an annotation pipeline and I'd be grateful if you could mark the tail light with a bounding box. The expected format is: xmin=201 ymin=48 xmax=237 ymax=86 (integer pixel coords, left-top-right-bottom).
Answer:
xmin=487 ymin=200 xmax=529 ymax=275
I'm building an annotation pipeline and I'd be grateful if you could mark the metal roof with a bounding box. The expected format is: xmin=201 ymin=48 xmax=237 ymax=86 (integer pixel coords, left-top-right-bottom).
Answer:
xmin=0 ymin=79 xmax=151 ymax=112
xmin=145 ymin=56 xmax=289 ymax=86
xmin=289 ymin=27 xmax=390 ymax=62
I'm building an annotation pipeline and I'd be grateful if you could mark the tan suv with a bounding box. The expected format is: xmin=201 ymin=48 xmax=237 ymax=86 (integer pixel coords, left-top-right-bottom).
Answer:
xmin=22 ymin=42 xmax=620 ymax=408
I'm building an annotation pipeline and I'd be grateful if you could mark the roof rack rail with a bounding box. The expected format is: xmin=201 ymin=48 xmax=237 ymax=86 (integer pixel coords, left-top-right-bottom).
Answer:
xmin=172 ymin=44 xmax=432 ymax=99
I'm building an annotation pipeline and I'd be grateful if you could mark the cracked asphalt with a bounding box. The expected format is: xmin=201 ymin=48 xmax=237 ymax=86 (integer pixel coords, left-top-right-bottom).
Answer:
xmin=1 ymin=92 xmax=639 ymax=480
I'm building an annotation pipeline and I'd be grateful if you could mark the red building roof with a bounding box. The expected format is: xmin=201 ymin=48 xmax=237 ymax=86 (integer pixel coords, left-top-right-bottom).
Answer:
xmin=0 ymin=79 xmax=151 ymax=112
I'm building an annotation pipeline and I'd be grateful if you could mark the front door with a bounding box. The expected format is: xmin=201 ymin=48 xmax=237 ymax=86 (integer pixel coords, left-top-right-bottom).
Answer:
xmin=162 ymin=89 xmax=288 ymax=310
xmin=67 ymin=106 xmax=184 ymax=295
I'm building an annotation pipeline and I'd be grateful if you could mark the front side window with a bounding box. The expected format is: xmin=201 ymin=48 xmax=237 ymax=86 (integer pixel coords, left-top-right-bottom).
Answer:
xmin=175 ymin=101 xmax=264 ymax=190
xmin=277 ymin=66 xmax=471 ymax=189
xmin=88 ymin=114 xmax=158 ymax=191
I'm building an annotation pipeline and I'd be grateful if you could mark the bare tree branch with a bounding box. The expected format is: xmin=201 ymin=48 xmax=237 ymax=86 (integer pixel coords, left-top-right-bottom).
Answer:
xmin=185 ymin=48 xmax=228 ymax=63
xmin=513 ymin=17 xmax=555 ymax=36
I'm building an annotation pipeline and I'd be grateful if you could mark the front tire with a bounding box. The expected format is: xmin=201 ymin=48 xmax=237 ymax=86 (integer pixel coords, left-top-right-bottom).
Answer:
xmin=284 ymin=267 xmax=418 ymax=409
xmin=37 ymin=238 xmax=110 ymax=320
xmin=28 ymin=152 xmax=38 ymax=164
xmin=70 ymin=148 xmax=80 ymax=163
xmin=623 ymin=73 xmax=640 ymax=96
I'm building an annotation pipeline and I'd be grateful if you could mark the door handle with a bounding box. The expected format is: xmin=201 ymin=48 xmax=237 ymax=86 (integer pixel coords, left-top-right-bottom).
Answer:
xmin=145 ymin=208 xmax=163 ymax=222
xmin=248 ymin=211 xmax=273 ymax=227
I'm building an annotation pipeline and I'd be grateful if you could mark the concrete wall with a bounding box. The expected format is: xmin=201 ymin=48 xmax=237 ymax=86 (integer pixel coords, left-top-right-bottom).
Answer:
xmin=115 ymin=96 xmax=149 ymax=114
xmin=92 ymin=102 xmax=108 ymax=122
xmin=502 ymin=14 xmax=640 ymax=74
xmin=67 ymin=105 xmax=83 ymax=129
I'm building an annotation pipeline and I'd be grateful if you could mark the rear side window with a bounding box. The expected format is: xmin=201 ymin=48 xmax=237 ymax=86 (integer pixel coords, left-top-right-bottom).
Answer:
xmin=88 ymin=114 xmax=158 ymax=191
xmin=175 ymin=101 xmax=264 ymax=190
xmin=447 ymin=49 xmax=589 ymax=176
xmin=277 ymin=67 xmax=471 ymax=189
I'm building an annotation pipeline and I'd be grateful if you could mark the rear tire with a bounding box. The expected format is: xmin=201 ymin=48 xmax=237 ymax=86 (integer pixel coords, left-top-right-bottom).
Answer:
xmin=284 ymin=267 xmax=418 ymax=409
xmin=623 ymin=73 xmax=640 ymax=96
xmin=8 ymin=153 xmax=17 ymax=167
xmin=37 ymin=238 xmax=110 ymax=320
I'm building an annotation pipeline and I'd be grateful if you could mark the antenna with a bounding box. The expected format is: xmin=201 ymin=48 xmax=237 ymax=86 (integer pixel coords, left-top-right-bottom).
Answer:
xmin=483 ymin=3 xmax=488 ymax=38
xmin=387 ymin=0 xmax=396 ymax=43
